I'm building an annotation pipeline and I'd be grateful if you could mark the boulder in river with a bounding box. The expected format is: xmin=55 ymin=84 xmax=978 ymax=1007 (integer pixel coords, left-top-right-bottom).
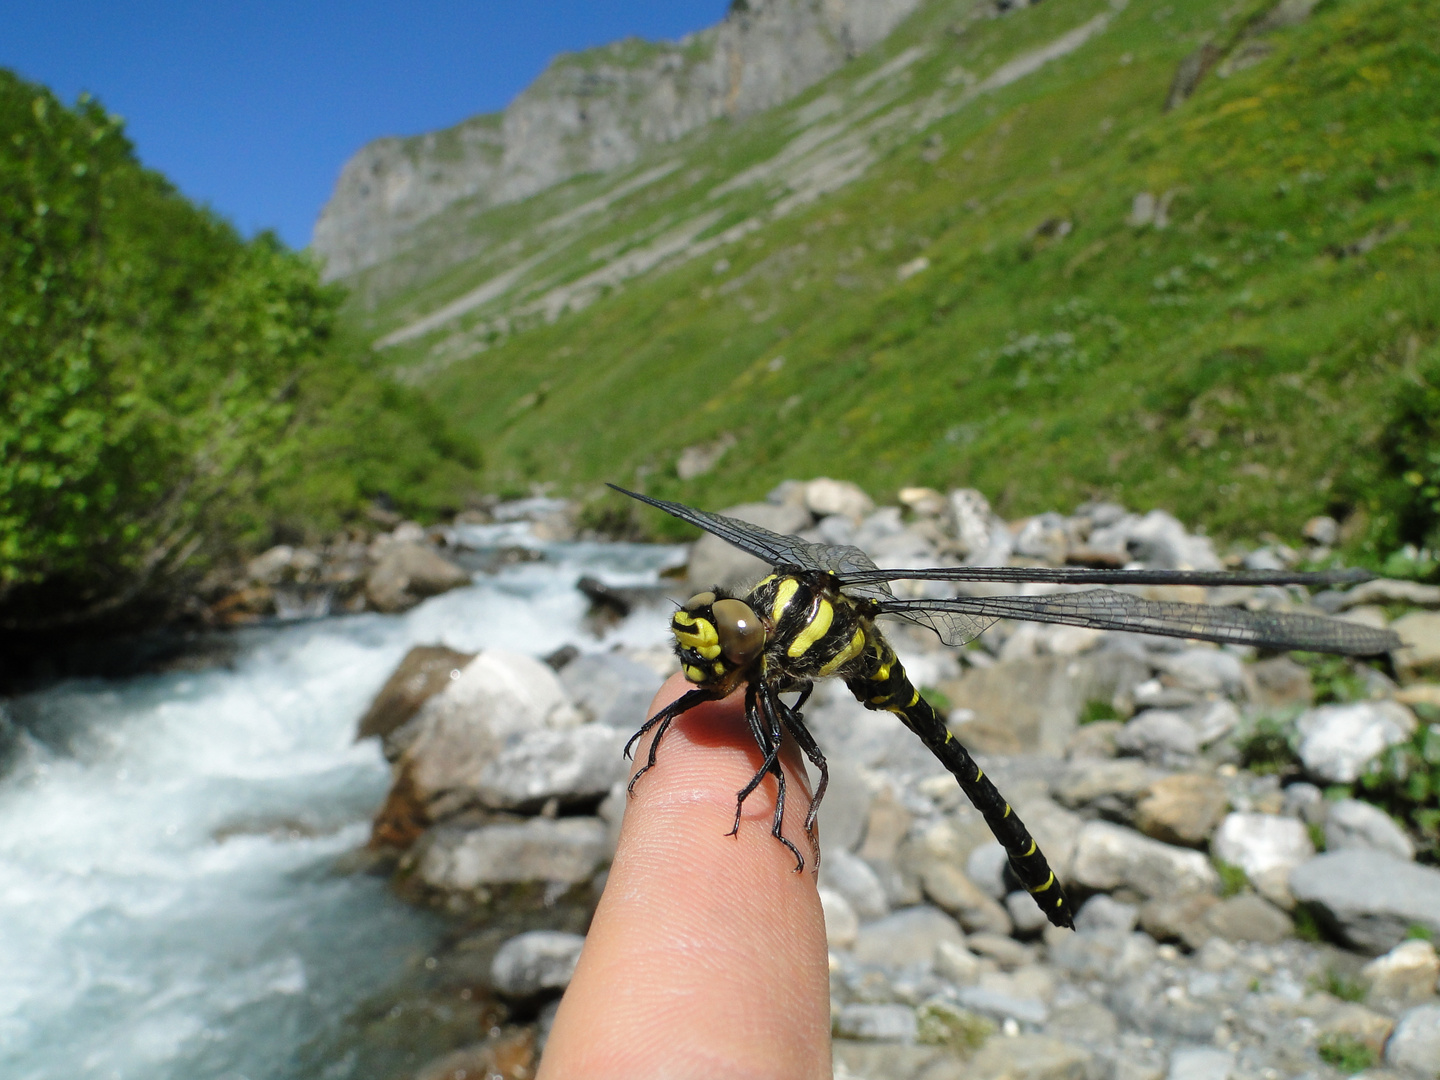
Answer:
xmin=490 ymin=930 xmax=586 ymax=998
xmin=411 ymin=817 xmax=609 ymax=893
xmin=366 ymin=541 xmax=472 ymax=613
xmin=356 ymin=645 xmax=476 ymax=741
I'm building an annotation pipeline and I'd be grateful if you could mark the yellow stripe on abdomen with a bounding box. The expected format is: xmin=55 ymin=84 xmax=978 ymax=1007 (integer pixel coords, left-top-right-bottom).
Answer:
xmin=818 ymin=627 xmax=866 ymax=676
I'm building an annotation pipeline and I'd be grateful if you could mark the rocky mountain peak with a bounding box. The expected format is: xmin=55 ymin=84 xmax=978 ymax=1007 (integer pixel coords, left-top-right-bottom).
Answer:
xmin=311 ymin=0 xmax=923 ymax=279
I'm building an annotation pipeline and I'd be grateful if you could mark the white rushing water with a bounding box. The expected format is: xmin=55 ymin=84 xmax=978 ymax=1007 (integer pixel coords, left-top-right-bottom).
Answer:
xmin=0 ymin=534 xmax=681 ymax=1080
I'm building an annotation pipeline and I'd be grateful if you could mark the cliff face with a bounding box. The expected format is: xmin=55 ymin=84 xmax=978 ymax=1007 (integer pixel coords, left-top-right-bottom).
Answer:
xmin=311 ymin=0 xmax=923 ymax=279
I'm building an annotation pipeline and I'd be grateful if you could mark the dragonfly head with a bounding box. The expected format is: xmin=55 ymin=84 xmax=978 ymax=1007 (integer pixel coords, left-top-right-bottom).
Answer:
xmin=672 ymin=591 xmax=767 ymax=685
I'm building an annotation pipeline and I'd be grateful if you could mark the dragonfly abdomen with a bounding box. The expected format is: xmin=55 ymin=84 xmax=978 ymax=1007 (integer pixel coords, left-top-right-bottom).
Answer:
xmin=843 ymin=636 xmax=1075 ymax=931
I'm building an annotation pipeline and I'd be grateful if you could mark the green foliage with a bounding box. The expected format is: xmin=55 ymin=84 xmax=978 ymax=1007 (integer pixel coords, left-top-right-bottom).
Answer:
xmin=1319 ymin=969 xmax=1368 ymax=1002
xmin=1214 ymin=859 xmax=1250 ymax=898
xmin=915 ymin=1001 xmax=994 ymax=1051
xmin=0 ymin=70 xmax=478 ymax=628
xmin=1293 ymin=653 xmax=1369 ymax=705
xmin=1292 ymin=904 xmax=1325 ymax=943
xmin=1406 ymin=922 xmax=1435 ymax=941
xmin=1353 ymin=719 xmax=1440 ymax=863
xmin=1371 ymin=346 xmax=1440 ymax=566
xmin=1237 ymin=716 xmax=1300 ymax=775
xmin=1317 ymin=1034 xmax=1376 ymax=1073
xmin=1079 ymin=699 xmax=1120 ymax=725
xmin=334 ymin=0 xmax=1440 ymax=564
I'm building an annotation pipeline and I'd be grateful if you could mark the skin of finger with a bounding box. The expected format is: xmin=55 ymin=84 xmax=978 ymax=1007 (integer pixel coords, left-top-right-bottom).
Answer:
xmin=536 ymin=673 xmax=832 ymax=1080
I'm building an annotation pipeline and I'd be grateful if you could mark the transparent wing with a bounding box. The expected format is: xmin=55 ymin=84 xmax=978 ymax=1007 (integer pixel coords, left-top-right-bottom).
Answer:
xmin=841 ymin=565 xmax=1374 ymax=588
xmin=610 ymin=484 xmax=896 ymax=601
xmin=875 ymin=589 xmax=1400 ymax=656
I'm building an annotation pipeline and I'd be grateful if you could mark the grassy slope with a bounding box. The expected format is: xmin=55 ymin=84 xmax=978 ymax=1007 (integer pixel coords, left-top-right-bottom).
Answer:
xmin=344 ymin=0 xmax=1439 ymax=547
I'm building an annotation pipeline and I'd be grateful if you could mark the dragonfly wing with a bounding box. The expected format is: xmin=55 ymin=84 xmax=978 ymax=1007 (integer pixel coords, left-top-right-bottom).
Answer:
xmin=841 ymin=565 xmax=1375 ymax=588
xmin=611 ymin=485 xmax=893 ymax=595
xmin=876 ymin=588 xmax=1401 ymax=655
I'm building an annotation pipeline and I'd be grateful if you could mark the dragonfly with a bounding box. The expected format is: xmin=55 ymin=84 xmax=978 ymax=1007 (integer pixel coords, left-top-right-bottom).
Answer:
xmin=610 ymin=484 xmax=1401 ymax=930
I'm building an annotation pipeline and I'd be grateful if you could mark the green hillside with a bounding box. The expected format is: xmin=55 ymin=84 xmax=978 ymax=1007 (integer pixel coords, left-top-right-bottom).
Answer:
xmin=344 ymin=0 xmax=1440 ymax=561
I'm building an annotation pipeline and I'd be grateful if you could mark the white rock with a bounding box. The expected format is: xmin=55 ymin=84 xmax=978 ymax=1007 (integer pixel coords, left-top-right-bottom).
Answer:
xmin=477 ymin=724 xmax=630 ymax=810
xmin=414 ymin=817 xmax=609 ymax=891
xmin=1296 ymin=701 xmax=1417 ymax=783
xmin=1362 ymin=939 xmax=1440 ymax=1007
xmin=1325 ymin=798 xmax=1416 ymax=860
xmin=819 ymin=846 xmax=890 ymax=920
xmin=801 ymin=477 xmax=873 ymax=521
xmin=850 ymin=905 xmax=966 ymax=969
xmin=1212 ymin=813 xmax=1314 ymax=906
xmin=1115 ymin=710 xmax=1200 ymax=764
xmin=966 ymin=842 xmax=1011 ymax=901
xmin=395 ymin=650 xmax=584 ymax=819
xmin=1070 ymin=821 xmax=1219 ymax=898
xmin=819 ymin=887 xmax=860 ymax=950
xmin=832 ymin=1003 xmax=918 ymax=1042
xmin=490 ymin=931 xmax=586 ymax=996
xmin=1154 ymin=648 xmax=1245 ymax=696
xmin=1167 ymin=1047 xmax=1234 ymax=1080
xmin=1386 ymin=1002 xmax=1440 ymax=1075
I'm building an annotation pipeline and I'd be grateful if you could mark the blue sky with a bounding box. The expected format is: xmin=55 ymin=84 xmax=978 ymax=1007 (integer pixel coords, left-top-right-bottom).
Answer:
xmin=6 ymin=2 xmax=730 ymax=249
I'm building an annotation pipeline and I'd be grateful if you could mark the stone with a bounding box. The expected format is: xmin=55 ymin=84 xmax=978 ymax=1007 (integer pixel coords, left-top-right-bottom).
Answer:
xmin=965 ymin=842 xmax=1011 ymax=901
xmin=1290 ymin=849 xmax=1440 ymax=954
xmin=850 ymin=906 xmax=965 ymax=968
xmin=557 ymin=652 xmax=659 ymax=728
xmin=965 ymin=933 xmax=1037 ymax=970
xmin=965 ymin=1034 xmax=1090 ymax=1080
xmin=366 ymin=541 xmax=471 ymax=613
xmin=489 ymin=930 xmax=585 ymax=997
xmin=1340 ymin=578 xmax=1440 ymax=610
xmin=1153 ymin=648 xmax=1245 ymax=696
xmin=382 ymin=650 xmax=582 ymax=823
xmin=356 ymin=645 xmax=476 ymax=741
xmin=948 ymin=488 xmax=1008 ymax=563
xmin=412 ymin=816 xmax=609 ymax=892
xmin=1212 ymin=813 xmax=1313 ymax=907
xmin=1134 ymin=774 xmax=1229 ymax=847
xmin=414 ymin=1029 xmax=535 ymax=1080
xmin=1187 ymin=699 xmax=1241 ymax=746
xmin=1296 ymin=701 xmax=1417 ymax=783
xmin=687 ymin=501 xmax=811 ymax=589
xmin=1014 ymin=512 xmax=1071 ymax=564
xmin=1244 ymin=656 xmax=1314 ymax=707
xmin=1315 ymin=1002 xmax=1395 ymax=1059
xmin=1115 ymin=710 xmax=1200 ymax=765
xmin=1074 ymin=894 xmax=1139 ymax=934
xmin=1202 ymin=893 xmax=1293 ymax=944
xmin=1282 ymin=781 xmax=1327 ymax=826
xmin=1362 ymin=940 xmax=1440 ymax=1008
xmin=820 ymin=887 xmax=861 ymax=950
xmin=1303 ymin=515 xmax=1340 ymax=546
xmin=476 ymin=724 xmax=630 ymax=810
xmin=1007 ymin=890 xmax=1051 ymax=935
xmin=832 ymin=1041 xmax=949 ymax=1078
xmin=920 ymin=861 xmax=1013 ymax=936
xmin=1325 ymin=798 xmax=1416 ymax=861
xmin=943 ymin=652 xmax=1149 ymax=756
xmin=955 ymin=985 xmax=1049 ymax=1027
xmin=832 ymin=1003 xmax=919 ymax=1042
xmin=1139 ymin=894 xmax=1220 ymax=950
xmin=1394 ymin=611 xmax=1440 ymax=682
xmin=1166 ymin=1047 xmax=1233 ymax=1080
xmin=1088 ymin=510 xmax=1221 ymax=571
xmin=1065 ymin=720 xmax=1122 ymax=759
xmin=1070 ymin=821 xmax=1220 ymax=898
xmin=822 ymin=845 xmax=891 ymax=921
xmin=1387 ymin=1003 xmax=1440 ymax=1076
xmin=801 ymin=477 xmax=874 ymax=521
xmin=933 ymin=940 xmax=986 ymax=985
xmin=1052 ymin=757 xmax=1163 ymax=812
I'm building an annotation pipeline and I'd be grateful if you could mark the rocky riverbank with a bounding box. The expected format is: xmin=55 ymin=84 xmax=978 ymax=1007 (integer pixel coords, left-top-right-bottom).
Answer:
xmin=345 ymin=479 xmax=1440 ymax=1079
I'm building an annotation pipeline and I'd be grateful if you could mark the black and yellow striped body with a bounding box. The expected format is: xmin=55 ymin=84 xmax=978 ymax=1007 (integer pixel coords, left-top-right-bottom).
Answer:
xmin=841 ymin=630 xmax=1074 ymax=930
xmin=663 ymin=568 xmax=1073 ymax=931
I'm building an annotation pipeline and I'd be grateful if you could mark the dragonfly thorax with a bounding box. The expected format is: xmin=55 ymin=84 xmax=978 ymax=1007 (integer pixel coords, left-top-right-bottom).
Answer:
xmin=672 ymin=572 xmax=875 ymax=690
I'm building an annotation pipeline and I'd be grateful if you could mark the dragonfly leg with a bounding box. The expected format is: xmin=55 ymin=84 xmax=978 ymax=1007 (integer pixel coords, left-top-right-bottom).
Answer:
xmin=626 ymin=687 xmax=721 ymax=795
xmin=758 ymin=684 xmax=805 ymax=872
xmin=766 ymin=684 xmax=827 ymax=870
xmin=727 ymin=683 xmax=782 ymax=837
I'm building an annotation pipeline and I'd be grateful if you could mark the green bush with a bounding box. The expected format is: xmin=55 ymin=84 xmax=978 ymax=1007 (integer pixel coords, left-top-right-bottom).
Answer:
xmin=0 ymin=70 xmax=478 ymax=630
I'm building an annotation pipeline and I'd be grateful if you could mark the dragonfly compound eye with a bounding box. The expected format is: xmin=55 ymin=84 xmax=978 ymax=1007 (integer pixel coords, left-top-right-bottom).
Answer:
xmin=711 ymin=598 xmax=765 ymax=666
